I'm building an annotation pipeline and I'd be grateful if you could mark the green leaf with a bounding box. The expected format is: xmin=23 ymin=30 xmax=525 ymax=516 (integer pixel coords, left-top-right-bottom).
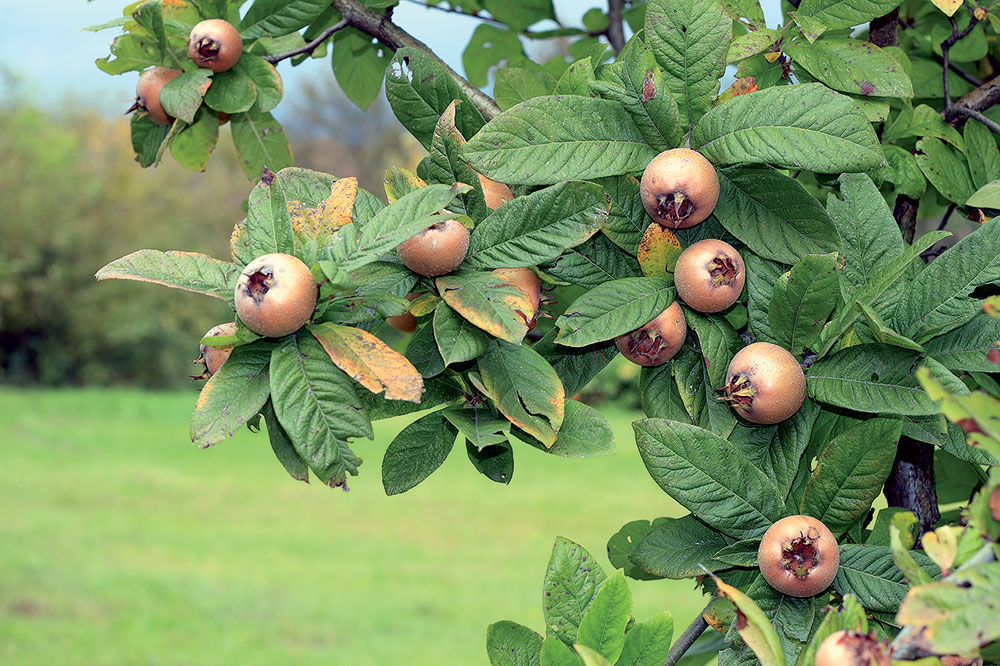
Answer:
xmin=465 ymin=181 xmax=608 ymax=268
xmin=594 ymin=175 xmax=648 ymax=255
xmin=833 ymin=544 xmax=940 ymax=613
xmin=965 ymin=120 xmax=1000 ymax=191
xmin=269 ymin=334 xmax=370 ymax=487
xmin=230 ymin=109 xmax=293 ymax=181
xmin=159 ymin=69 xmax=213 ymax=124
xmin=691 ymin=83 xmax=884 ymax=172
xmin=715 ymin=166 xmax=842 ymax=265
xmin=915 ymin=138 xmax=975 ymax=206
xmin=796 ymin=0 xmax=902 ymax=31
xmin=799 ymin=417 xmax=902 ymax=535
xmin=130 ymin=114 xmax=170 ymax=167
xmin=332 ymin=28 xmax=388 ymax=110
xmin=931 ymin=11 xmax=988 ymax=61
xmin=745 ymin=253 xmax=784 ymax=344
xmin=239 ymin=0 xmax=330 ymax=40
xmin=130 ymin=1 xmax=167 ymax=53
xmin=543 ymin=537 xmax=607 ymax=645
xmin=629 ymin=515 xmax=730 ymax=578
xmin=486 ymin=620 xmax=543 ymax=666
xmin=574 ymin=644 xmax=612 ymax=666
xmin=727 ymin=29 xmax=782 ymax=63
xmin=540 ymin=637 xmax=582 ymax=666
xmin=544 ymin=234 xmax=642 ymax=289
xmin=922 ymin=315 xmax=1000 ymax=372
xmin=190 ymin=343 xmax=271 ymax=448
xmin=784 ymin=38 xmax=912 ymax=98
xmin=882 ymin=104 xmax=964 ymax=151
xmin=576 ymin=570 xmax=631 ymax=662
xmin=405 ymin=322 xmax=445 ymax=378
xmin=645 ymin=0 xmax=731 ymax=132
xmin=97 ymin=33 xmax=161 ymax=75
xmin=495 ymin=67 xmax=553 ymax=111
xmin=872 ymin=144 xmax=926 ymax=199
xmin=684 ymin=310 xmax=741 ymax=387
xmin=896 ymin=217 xmax=1000 ymax=342
xmin=242 ymin=167 xmax=296 ymax=259
xmin=555 ymin=57 xmax=595 ymax=97
xmin=806 ymin=345 xmax=939 ymax=415
xmin=478 ymin=339 xmax=564 ymax=446
xmin=433 ymin=302 xmax=490 ymax=366
xmin=633 ymin=418 xmax=786 ymax=540
xmin=436 ymin=271 xmax=532 ymax=344
xmin=443 ymin=407 xmax=510 ymax=449
xmin=428 ymin=101 xmax=491 ymax=222
xmin=464 ymin=24 xmax=524 ymax=88
xmin=517 ymin=399 xmax=615 ymax=458
xmin=967 ymin=180 xmax=1000 ymax=208
xmin=381 ymin=410 xmax=458 ymax=495
xmin=204 ymin=64 xmax=257 ymax=114
xmin=533 ymin=329 xmax=618 ymax=399
xmin=555 ymin=278 xmax=675 ymax=347
xmin=616 ymin=612 xmax=673 ymax=666
xmin=464 ymin=96 xmax=658 ymax=186
xmin=169 ymin=107 xmax=219 ymax=171
xmin=858 ymin=302 xmax=925 ymax=351
xmin=386 ymin=47 xmax=486 ymax=149
xmin=483 ymin=0 xmax=555 ymax=31
xmin=261 ymin=399 xmax=309 ymax=482
xmin=239 ymin=55 xmax=283 ymax=113
xmin=466 ymin=439 xmax=515 ymax=483
xmin=768 ymin=253 xmax=841 ymax=354
xmin=95 ymin=249 xmax=239 ymax=302
xmin=671 ymin=343 xmax=737 ymax=437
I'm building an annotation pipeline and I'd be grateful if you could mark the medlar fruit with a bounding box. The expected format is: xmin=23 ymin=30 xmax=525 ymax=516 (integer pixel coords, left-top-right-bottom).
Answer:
xmin=234 ymin=253 xmax=317 ymax=338
xmin=615 ymin=301 xmax=687 ymax=367
xmin=640 ymin=148 xmax=720 ymax=229
xmin=674 ymin=239 xmax=745 ymax=313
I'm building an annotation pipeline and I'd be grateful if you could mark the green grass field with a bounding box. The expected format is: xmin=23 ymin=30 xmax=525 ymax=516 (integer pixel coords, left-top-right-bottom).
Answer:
xmin=0 ymin=389 xmax=709 ymax=665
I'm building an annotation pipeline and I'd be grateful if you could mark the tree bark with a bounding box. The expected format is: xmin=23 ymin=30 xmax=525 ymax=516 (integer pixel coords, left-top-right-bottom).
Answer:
xmin=884 ymin=436 xmax=940 ymax=539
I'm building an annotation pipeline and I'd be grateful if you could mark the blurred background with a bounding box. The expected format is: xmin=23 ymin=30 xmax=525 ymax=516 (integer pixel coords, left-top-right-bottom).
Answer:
xmin=0 ymin=2 xmax=708 ymax=665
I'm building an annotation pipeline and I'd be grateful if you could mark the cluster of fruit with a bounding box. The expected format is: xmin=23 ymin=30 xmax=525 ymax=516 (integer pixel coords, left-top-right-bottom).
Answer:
xmin=132 ymin=19 xmax=243 ymax=125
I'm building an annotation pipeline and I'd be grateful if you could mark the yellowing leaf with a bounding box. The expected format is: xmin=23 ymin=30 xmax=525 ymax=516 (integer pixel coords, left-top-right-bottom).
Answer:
xmin=921 ymin=526 xmax=959 ymax=575
xmin=311 ymin=322 xmax=423 ymax=403
xmin=385 ymin=166 xmax=427 ymax=203
xmin=931 ymin=0 xmax=964 ymax=17
xmin=436 ymin=272 xmax=532 ymax=344
xmin=409 ymin=292 xmax=440 ymax=317
xmin=712 ymin=575 xmax=786 ymax=666
xmin=636 ymin=223 xmax=682 ymax=277
xmin=716 ymin=76 xmax=758 ymax=106
xmin=290 ymin=177 xmax=358 ymax=244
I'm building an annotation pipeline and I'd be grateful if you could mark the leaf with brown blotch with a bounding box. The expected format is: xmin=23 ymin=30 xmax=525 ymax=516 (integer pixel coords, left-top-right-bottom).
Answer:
xmin=95 ymin=249 xmax=240 ymax=302
xmin=311 ymin=322 xmax=423 ymax=403
xmin=636 ymin=223 xmax=682 ymax=277
xmin=290 ymin=177 xmax=358 ymax=245
xmin=437 ymin=271 xmax=533 ymax=344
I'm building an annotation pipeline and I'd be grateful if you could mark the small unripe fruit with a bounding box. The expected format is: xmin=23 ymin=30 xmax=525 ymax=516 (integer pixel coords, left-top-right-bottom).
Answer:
xmin=397 ymin=218 xmax=469 ymax=276
xmin=615 ymin=301 xmax=687 ymax=367
xmin=199 ymin=322 xmax=237 ymax=377
xmin=815 ymin=631 xmax=890 ymax=666
xmin=640 ymin=148 xmax=720 ymax=229
xmin=493 ymin=267 xmax=542 ymax=330
xmin=134 ymin=67 xmax=181 ymax=125
xmin=188 ymin=19 xmax=243 ymax=73
xmin=758 ymin=515 xmax=839 ymax=597
xmin=477 ymin=173 xmax=514 ymax=210
xmin=674 ymin=239 xmax=745 ymax=313
xmin=720 ymin=342 xmax=805 ymax=424
xmin=235 ymin=253 xmax=317 ymax=338
xmin=386 ymin=293 xmax=420 ymax=334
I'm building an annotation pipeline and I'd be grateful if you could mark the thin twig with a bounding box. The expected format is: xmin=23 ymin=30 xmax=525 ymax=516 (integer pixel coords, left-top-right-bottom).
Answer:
xmin=663 ymin=603 xmax=710 ymax=666
xmin=398 ymin=0 xmax=505 ymax=26
xmin=937 ymin=56 xmax=984 ymax=87
xmin=607 ymin=0 xmax=626 ymax=53
xmin=948 ymin=105 xmax=1000 ymax=135
xmin=264 ymin=18 xmax=349 ymax=64
xmin=941 ymin=6 xmax=980 ymax=110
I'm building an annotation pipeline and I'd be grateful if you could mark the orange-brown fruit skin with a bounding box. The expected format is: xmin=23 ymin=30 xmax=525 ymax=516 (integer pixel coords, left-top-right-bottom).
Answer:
xmin=815 ymin=631 xmax=890 ymax=666
xmin=758 ymin=515 xmax=839 ymax=597
xmin=188 ymin=19 xmax=243 ymax=73
xmin=493 ymin=267 xmax=542 ymax=330
xmin=135 ymin=67 xmax=181 ymax=125
xmin=386 ymin=293 xmax=419 ymax=334
xmin=234 ymin=253 xmax=317 ymax=338
xmin=477 ymin=173 xmax=514 ymax=210
xmin=199 ymin=322 xmax=238 ymax=376
xmin=615 ymin=301 xmax=687 ymax=367
xmin=398 ymin=218 xmax=469 ymax=277
xmin=723 ymin=342 xmax=805 ymax=424
xmin=639 ymin=148 xmax=720 ymax=229
xmin=674 ymin=239 xmax=745 ymax=313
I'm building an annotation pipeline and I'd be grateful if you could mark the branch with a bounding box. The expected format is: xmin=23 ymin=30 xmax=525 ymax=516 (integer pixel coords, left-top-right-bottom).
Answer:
xmin=937 ymin=57 xmax=983 ymax=88
xmin=663 ymin=603 xmax=710 ymax=666
xmin=947 ymin=104 xmax=1000 ymax=135
xmin=607 ymin=0 xmax=626 ymax=54
xmin=893 ymin=194 xmax=919 ymax=244
xmin=869 ymin=8 xmax=899 ymax=47
xmin=330 ymin=0 xmax=502 ymax=120
xmin=942 ymin=6 xmax=980 ymax=110
xmin=884 ymin=436 xmax=940 ymax=539
xmin=264 ymin=18 xmax=349 ymax=64
xmin=398 ymin=0 xmax=505 ymax=27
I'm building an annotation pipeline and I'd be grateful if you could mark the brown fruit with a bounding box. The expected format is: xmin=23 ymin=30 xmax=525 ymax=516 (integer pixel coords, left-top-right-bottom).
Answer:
xmin=615 ymin=301 xmax=687 ymax=367
xmin=477 ymin=172 xmax=514 ymax=210
xmin=720 ymin=342 xmax=805 ymax=424
xmin=134 ymin=67 xmax=181 ymax=125
xmin=640 ymin=148 xmax=720 ymax=229
xmin=188 ymin=19 xmax=243 ymax=73
xmin=493 ymin=267 xmax=542 ymax=330
xmin=234 ymin=253 xmax=317 ymax=337
xmin=199 ymin=322 xmax=237 ymax=377
xmin=674 ymin=239 xmax=745 ymax=313
xmin=815 ymin=631 xmax=890 ymax=666
xmin=758 ymin=515 xmax=839 ymax=597
xmin=397 ymin=218 xmax=469 ymax=276
xmin=386 ymin=293 xmax=420 ymax=334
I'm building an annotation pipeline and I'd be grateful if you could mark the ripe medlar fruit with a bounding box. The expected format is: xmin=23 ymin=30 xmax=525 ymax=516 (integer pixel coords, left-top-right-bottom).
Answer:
xmin=477 ymin=173 xmax=514 ymax=210
xmin=397 ymin=218 xmax=469 ymax=276
xmin=386 ymin=293 xmax=420 ymax=334
xmin=134 ymin=67 xmax=181 ymax=125
xmin=615 ymin=301 xmax=687 ymax=367
xmin=720 ymin=342 xmax=805 ymax=424
xmin=493 ymin=267 xmax=542 ymax=330
xmin=188 ymin=19 xmax=243 ymax=73
xmin=815 ymin=631 xmax=890 ymax=666
xmin=234 ymin=253 xmax=317 ymax=338
xmin=674 ymin=239 xmax=745 ymax=313
xmin=198 ymin=322 xmax=237 ymax=377
xmin=758 ymin=514 xmax=839 ymax=597
xmin=640 ymin=148 xmax=720 ymax=228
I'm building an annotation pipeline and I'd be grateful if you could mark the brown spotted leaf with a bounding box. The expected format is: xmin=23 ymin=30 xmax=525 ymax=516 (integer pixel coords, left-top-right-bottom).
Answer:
xmin=384 ymin=167 xmax=427 ymax=203
xmin=637 ymin=223 xmax=682 ymax=277
xmin=784 ymin=39 xmax=912 ymax=99
xmin=290 ymin=176 xmax=357 ymax=246
xmin=436 ymin=271 xmax=533 ymax=344
xmin=190 ymin=343 xmax=272 ymax=448
xmin=96 ymin=249 xmax=240 ymax=303
xmin=311 ymin=322 xmax=423 ymax=403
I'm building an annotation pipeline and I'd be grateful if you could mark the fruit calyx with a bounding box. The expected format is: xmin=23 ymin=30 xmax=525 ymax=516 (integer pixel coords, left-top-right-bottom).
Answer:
xmin=780 ymin=527 xmax=824 ymax=579
xmin=622 ymin=330 xmax=671 ymax=364
xmin=193 ymin=36 xmax=222 ymax=62
xmin=718 ymin=373 xmax=756 ymax=410
xmin=708 ymin=254 xmax=741 ymax=286
xmin=655 ymin=191 xmax=693 ymax=224
xmin=243 ymin=267 xmax=276 ymax=306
